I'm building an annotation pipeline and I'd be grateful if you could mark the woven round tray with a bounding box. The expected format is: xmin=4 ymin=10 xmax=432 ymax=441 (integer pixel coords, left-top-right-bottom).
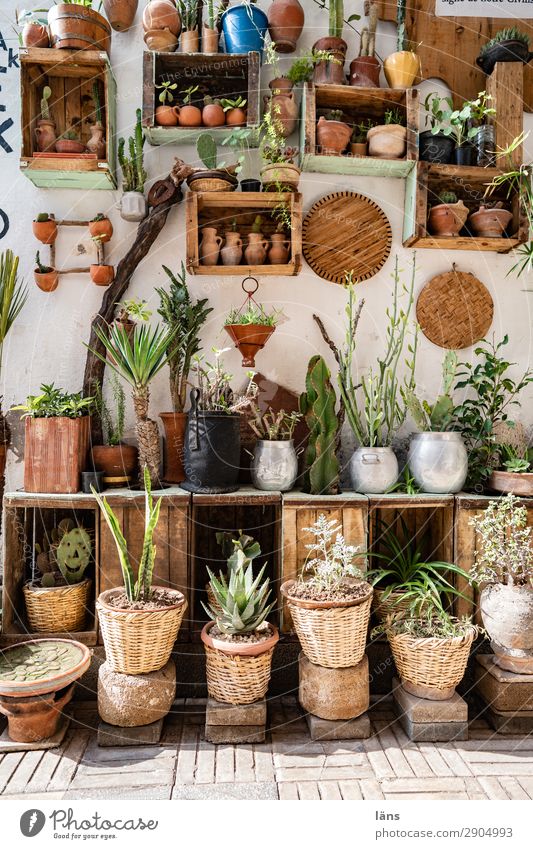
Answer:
xmin=416 ymin=266 xmax=494 ymax=349
xmin=302 ymin=191 xmax=392 ymax=284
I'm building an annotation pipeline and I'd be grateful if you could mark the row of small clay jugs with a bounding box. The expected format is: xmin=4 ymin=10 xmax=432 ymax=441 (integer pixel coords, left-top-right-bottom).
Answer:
xmin=200 ymin=227 xmax=291 ymax=267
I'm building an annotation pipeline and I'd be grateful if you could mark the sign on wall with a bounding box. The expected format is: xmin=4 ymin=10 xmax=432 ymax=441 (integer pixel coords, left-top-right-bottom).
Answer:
xmin=436 ymin=0 xmax=533 ymax=17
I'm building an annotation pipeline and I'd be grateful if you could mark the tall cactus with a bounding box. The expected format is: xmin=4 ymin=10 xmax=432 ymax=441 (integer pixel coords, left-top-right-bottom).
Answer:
xmin=404 ymin=350 xmax=458 ymax=432
xmin=300 ymin=355 xmax=340 ymax=495
xmin=118 ymin=108 xmax=147 ymax=193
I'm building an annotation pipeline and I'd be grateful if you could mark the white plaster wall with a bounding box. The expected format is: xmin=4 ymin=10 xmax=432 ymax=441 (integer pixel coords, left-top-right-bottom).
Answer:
xmin=0 ymin=0 xmax=532 ymax=491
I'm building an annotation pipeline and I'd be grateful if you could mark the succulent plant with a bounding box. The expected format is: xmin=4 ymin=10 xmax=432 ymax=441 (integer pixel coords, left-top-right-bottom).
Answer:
xmin=34 ymin=519 xmax=92 ymax=587
xmin=480 ymin=27 xmax=529 ymax=58
xmin=40 ymin=85 xmax=52 ymax=121
xmin=35 ymin=213 xmax=50 ymax=223
xmin=438 ymin=191 xmax=458 ymax=205
xmin=202 ymin=561 xmax=274 ymax=635
xmin=404 ymin=350 xmax=458 ymax=432
xmin=197 ymin=133 xmax=218 ymax=171
xmin=216 ymin=531 xmax=261 ymax=574
xmin=118 ymin=109 xmax=146 ymax=194
xmin=300 ymin=355 xmax=339 ymax=495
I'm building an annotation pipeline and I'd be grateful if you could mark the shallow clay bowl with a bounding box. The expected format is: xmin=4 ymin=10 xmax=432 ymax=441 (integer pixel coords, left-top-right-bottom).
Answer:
xmin=0 ymin=639 xmax=91 ymax=698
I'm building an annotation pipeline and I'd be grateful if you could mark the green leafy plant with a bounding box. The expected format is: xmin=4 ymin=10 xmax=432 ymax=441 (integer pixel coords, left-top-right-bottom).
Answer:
xmin=177 ymin=0 xmax=199 ymax=30
xmin=35 ymin=213 xmax=51 ymax=223
xmin=423 ymin=92 xmax=452 ymax=133
xmin=94 ymin=373 xmax=125 ymax=447
xmin=434 ymin=92 xmax=496 ymax=148
xmin=93 ymin=467 xmax=162 ymax=603
xmin=497 ymin=442 xmax=533 ymax=473
xmin=156 ymin=80 xmax=177 ymax=105
xmin=351 ymin=120 xmax=373 ymax=143
xmin=202 ymin=559 xmax=274 ymax=636
xmin=469 ymin=494 xmax=533 ymax=585
xmin=117 ymin=298 xmax=152 ymax=322
xmin=286 ymin=49 xmax=340 ymax=85
xmin=197 ymin=133 xmax=223 ymax=170
xmin=0 ymin=249 xmax=27 ymax=447
xmin=385 ymin=466 xmax=420 ymax=495
xmin=404 ymin=350 xmax=458 ymax=432
xmin=311 ymin=0 xmax=360 ymax=39
xmin=384 ymin=108 xmax=404 ymax=126
xmin=92 ymin=81 xmax=103 ymax=126
xmin=225 ymin=303 xmax=281 ymax=327
xmin=479 ymin=27 xmax=529 ymax=58
xmin=193 ymin=349 xmax=257 ymax=413
xmin=90 ymin=212 xmax=107 ymax=223
xmin=181 ymin=84 xmax=200 ymax=105
xmin=13 ymin=384 xmax=93 ymax=419
xmin=118 ymin=108 xmax=146 ymax=194
xmin=300 ymin=355 xmax=339 ymax=495
xmin=299 ymin=514 xmax=365 ymax=594
xmin=247 ymin=404 xmax=300 ymax=441
xmin=220 ymin=95 xmax=247 ymax=112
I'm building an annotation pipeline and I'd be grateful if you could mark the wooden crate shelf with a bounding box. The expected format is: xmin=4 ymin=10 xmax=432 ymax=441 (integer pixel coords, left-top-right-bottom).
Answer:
xmin=19 ymin=48 xmax=116 ymax=190
xmin=300 ymin=83 xmax=418 ymax=178
xmin=403 ymin=162 xmax=528 ymax=252
xmin=142 ymin=51 xmax=260 ymax=146
xmin=186 ymin=191 xmax=302 ymax=276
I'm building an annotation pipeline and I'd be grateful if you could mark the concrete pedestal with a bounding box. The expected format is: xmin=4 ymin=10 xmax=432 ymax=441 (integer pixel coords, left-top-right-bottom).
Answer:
xmin=305 ymin=712 xmax=372 ymax=741
xmin=393 ymin=677 xmax=468 ymax=742
xmin=97 ymin=718 xmax=164 ymax=747
xmin=205 ymin=697 xmax=266 ymax=744
xmin=298 ymin=652 xmax=369 ymax=721
xmin=475 ymin=655 xmax=533 ymax=733
xmin=97 ymin=660 xmax=176 ymax=728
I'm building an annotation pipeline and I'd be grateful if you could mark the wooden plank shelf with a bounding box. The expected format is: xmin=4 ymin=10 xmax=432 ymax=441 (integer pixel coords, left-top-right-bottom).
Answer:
xmin=300 ymin=83 xmax=418 ymax=178
xmin=403 ymin=163 xmax=528 ymax=253
xmin=19 ymin=48 xmax=116 ymax=190
xmin=142 ymin=51 xmax=260 ymax=146
xmin=186 ymin=191 xmax=302 ymax=276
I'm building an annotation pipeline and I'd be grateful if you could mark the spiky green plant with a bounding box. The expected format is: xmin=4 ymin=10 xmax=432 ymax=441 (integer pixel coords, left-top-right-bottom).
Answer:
xmin=0 ymin=250 xmax=27 ymax=450
xmin=92 ymin=81 xmax=103 ymax=126
xmin=118 ymin=109 xmax=146 ymax=193
xmin=404 ymin=351 xmax=458 ymax=432
xmin=300 ymin=355 xmax=339 ymax=495
xmin=92 ymin=467 xmax=162 ymax=602
xmin=480 ymin=27 xmax=529 ymax=58
xmin=216 ymin=531 xmax=261 ymax=573
xmin=40 ymin=85 xmax=52 ymax=121
xmin=94 ymin=373 xmax=125 ymax=447
xmin=202 ymin=561 xmax=274 ymax=635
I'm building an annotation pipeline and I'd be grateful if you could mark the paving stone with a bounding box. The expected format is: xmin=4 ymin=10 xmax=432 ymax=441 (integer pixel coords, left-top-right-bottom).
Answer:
xmin=171 ymin=782 xmax=278 ymax=800
xmin=206 ymin=697 xmax=266 ymax=727
xmin=484 ymin=704 xmax=533 ymax=735
xmin=98 ymin=660 xmax=176 ymax=727
xmin=393 ymin=678 xmax=467 ymax=722
xmin=399 ymin=717 xmax=468 ymax=742
xmin=306 ymin=711 xmax=372 ymax=741
xmin=299 ymin=652 xmax=369 ymax=721
xmin=97 ymin=719 xmax=164 ymax=747
xmin=205 ymin=724 xmax=266 ymax=744
xmin=475 ymin=655 xmax=533 ymax=712
xmin=0 ymin=718 xmax=69 ymax=754
xmin=64 ymin=785 xmax=172 ymax=800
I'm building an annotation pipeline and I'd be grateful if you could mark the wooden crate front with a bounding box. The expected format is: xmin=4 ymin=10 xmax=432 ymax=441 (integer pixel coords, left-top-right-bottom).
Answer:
xmin=19 ymin=48 xmax=116 ymax=189
xmin=301 ymin=83 xmax=418 ymax=178
xmin=281 ymin=493 xmax=368 ymax=633
xmin=403 ymin=162 xmax=528 ymax=252
xmin=142 ymin=51 xmax=260 ymax=145
xmin=186 ymin=191 xmax=302 ymax=276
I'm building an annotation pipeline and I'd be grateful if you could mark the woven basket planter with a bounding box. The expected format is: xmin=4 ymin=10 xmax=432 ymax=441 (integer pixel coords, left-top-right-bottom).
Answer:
xmin=388 ymin=626 xmax=477 ymax=700
xmin=372 ymin=589 xmax=430 ymax=623
xmin=24 ymin=580 xmax=91 ymax=633
xmin=201 ymin=622 xmax=279 ymax=705
xmin=97 ymin=587 xmax=187 ymax=674
xmin=281 ymin=580 xmax=373 ymax=668
xmin=205 ymin=583 xmax=222 ymax=617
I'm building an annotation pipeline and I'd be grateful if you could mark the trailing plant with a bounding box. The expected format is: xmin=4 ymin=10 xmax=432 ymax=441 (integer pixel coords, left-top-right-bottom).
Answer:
xmin=40 ymin=85 xmax=52 ymax=122
xmin=202 ymin=560 xmax=274 ymax=635
xmin=479 ymin=27 xmax=529 ymax=58
xmin=34 ymin=518 xmax=92 ymax=588
xmin=299 ymin=514 xmax=365 ymax=594
xmin=469 ymin=494 xmax=533 ymax=586
xmin=94 ymin=373 xmax=125 ymax=447
xmin=404 ymin=350 xmax=458 ymax=432
xmin=13 ymin=384 xmax=94 ymax=419
xmin=300 ymin=355 xmax=339 ymax=495
xmin=225 ymin=303 xmax=281 ymax=327
xmin=155 ymin=262 xmax=212 ymax=414
xmin=247 ymin=404 xmax=300 ymax=441
xmin=193 ymin=349 xmax=257 ymax=413
xmin=118 ymin=108 xmax=146 ymax=193
xmin=156 ymin=80 xmax=177 ymax=105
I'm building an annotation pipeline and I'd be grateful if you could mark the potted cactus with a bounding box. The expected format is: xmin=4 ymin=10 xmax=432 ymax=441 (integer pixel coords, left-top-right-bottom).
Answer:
xmin=221 ymin=96 xmax=248 ymax=127
xmin=24 ymin=519 xmax=93 ymax=634
xmin=91 ymin=374 xmax=139 ymax=486
xmin=34 ymin=86 xmax=56 ymax=153
xmin=299 ymin=355 xmax=339 ymax=495
xmin=117 ymin=109 xmax=147 ymax=221
xmin=177 ymin=0 xmax=199 ymax=51
xmin=34 ymin=252 xmax=59 ymax=293
xmin=185 ymin=133 xmax=238 ymax=192
xmin=383 ymin=0 xmax=419 ymax=89
xmin=428 ymin=191 xmax=469 ymax=237
xmin=349 ymin=1 xmax=380 ymax=87
xmin=32 ymin=213 xmax=58 ymax=245
xmin=88 ymin=213 xmax=113 ymax=243
xmin=477 ymin=27 xmax=532 ymax=76
xmin=313 ymin=0 xmax=354 ymax=85
xmin=202 ymin=0 xmax=220 ymax=53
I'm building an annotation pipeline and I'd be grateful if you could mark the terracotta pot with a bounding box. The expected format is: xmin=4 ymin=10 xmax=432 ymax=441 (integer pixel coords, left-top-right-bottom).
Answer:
xmin=265 ymin=80 xmax=298 ymax=138
xmin=24 ymin=416 xmax=91 ymax=493
xmin=244 ymin=232 xmax=269 ymax=265
xmin=55 ymin=139 xmax=86 ymax=154
xmin=201 ymin=621 xmax=279 ymax=657
xmin=90 ymin=264 xmax=114 ymax=286
xmin=225 ymin=323 xmax=275 ymax=367
xmin=267 ymin=0 xmax=304 ymax=53
xmin=349 ymin=55 xmax=381 ymax=87
xmin=181 ymin=28 xmax=199 ymax=52
xmin=202 ymin=102 xmax=225 ymax=127
xmin=468 ymin=205 xmax=513 ymax=238
xmin=35 ymin=119 xmax=56 ymax=153
xmin=48 ymin=4 xmax=112 ymax=53
xmin=367 ymin=124 xmax=406 ymax=158
xmin=225 ymin=107 xmax=247 ymax=127
xmin=199 ymin=227 xmax=223 ymax=266
xmin=0 ymin=683 xmax=73 ymax=744
xmin=159 ymin=412 xmax=187 ymax=483
xmin=260 ymin=162 xmax=300 ymax=191
xmin=22 ymin=22 xmax=49 ymax=48
xmin=86 ymin=122 xmax=106 ymax=158
xmin=34 ymin=269 xmax=59 ymax=292
xmin=91 ymin=443 xmax=139 ymax=481
xmin=142 ymin=0 xmax=181 ymax=35
xmin=268 ymin=232 xmax=290 ymax=264
xmin=350 ymin=141 xmax=367 ymax=156
xmin=202 ymin=24 xmax=219 ymax=52
xmin=177 ymin=104 xmax=202 ymax=127
xmin=143 ymin=26 xmax=178 ymax=51
xmin=89 ymin=218 xmax=113 ymax=242
xmin=32 ymin=219 xmax=57 ymax=244
xmin=155 ymin=104 xmax=180 ymax=126
xmin=383 ymin=50 xmax=419 ymax=89
xmin=103 ymin=0 xmax=138 ymax=32
xmin=428 ymin=201 xmax=469 ymax=237
xmin=312 ymin=36 xmax=347 ymax=85
xmin=316 ymin=116 xmax=351 ymax=155
xmin=488 ymin=469 xmax=533 ymax=497
xmin=221 ymin=231 xmax=243 ymax=266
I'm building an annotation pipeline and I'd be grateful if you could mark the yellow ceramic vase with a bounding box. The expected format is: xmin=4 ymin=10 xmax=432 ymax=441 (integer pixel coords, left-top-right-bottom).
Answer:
xmin=384 ymin=51 xmax=419 ymax=90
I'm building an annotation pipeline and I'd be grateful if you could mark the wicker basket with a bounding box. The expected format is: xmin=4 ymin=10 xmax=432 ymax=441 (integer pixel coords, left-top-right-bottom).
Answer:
xmin=201 ymin=622 xmax=279 ymax=705
xmin=187 ymin=172 xmax=238 ymax=193
xmin=23 ymin=579 xmax=91 ymax=633
xmin=388 ymin=627 xmax=476 ymax=699
xmin=97 ymin=587 xmax=187 ymax=674
xmin=281 ymin=580 xmax=373 ymax=668
xmin=372 ymin=589 xmax=429 ymax=623
xmin=205 ymin=583 xmax=222 ymax=617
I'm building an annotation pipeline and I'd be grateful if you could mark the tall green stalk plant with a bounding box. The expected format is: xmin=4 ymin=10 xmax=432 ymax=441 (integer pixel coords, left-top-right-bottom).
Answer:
xmin=0 ymin=250 xmax=28 ymax=448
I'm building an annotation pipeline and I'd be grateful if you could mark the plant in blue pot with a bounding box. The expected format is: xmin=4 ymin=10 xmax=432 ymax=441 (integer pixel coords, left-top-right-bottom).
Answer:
xmin=222 ymin=1 xmax=269 ymax=56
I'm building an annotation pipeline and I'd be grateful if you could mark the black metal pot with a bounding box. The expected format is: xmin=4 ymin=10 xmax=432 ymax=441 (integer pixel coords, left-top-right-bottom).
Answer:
xmin=240 ymin=178 xmax=262 ymax=192
xmin=454 ymin=144 xmax=474 ymax=166
xmin=181 ymin=389 xmax=241 ymax=494
xmin=476 ymin=40 xmax=533 ymax=75
xmin=419 ymin=131 xmax=454 ymax=164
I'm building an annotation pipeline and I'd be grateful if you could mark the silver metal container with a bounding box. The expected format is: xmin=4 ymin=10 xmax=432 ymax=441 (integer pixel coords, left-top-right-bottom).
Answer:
xmin=251 ymin=439 xmax=298 ymax=492
xmin=350 ymin=447 xmax=398 ymax=494
xmin=408 ymin=432 xmax=467 ymax=493
xmin=118 ymin=191 xmax=147 ymax=222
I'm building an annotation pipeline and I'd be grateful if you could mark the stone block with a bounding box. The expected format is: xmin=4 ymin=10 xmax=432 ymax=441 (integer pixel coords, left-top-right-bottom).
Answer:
xmin=393 ymin=678 xmax=468 ymax=742
xmin=206 ymin=697 xmax=266 ymax=727
xmin=299 ymin=652 xmax=369 ymax=721
xmin=475 ymin=655 xmax=533 ymax=712
xmin=97 ymin=660 xmax=176 ymax=727
xmin=305 ymin=712 xmax=371 ymax=741
xmin=484 ymin=705 xmax=533 ymax=735
xmin=97 ymin=719 xmax=164 ymax=747
xmin=204 ymin=724 xmax=266 ymax=744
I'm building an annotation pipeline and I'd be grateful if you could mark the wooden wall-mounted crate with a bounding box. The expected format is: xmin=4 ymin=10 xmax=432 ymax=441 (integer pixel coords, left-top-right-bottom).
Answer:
xmin=281 ymin=492 xmax=368 ymax=633
xmin=300 ymin=83 xmax=419 ymax=178
xmin=142 ymin=51 xmax=260 ymax=146
xmin=403 ymin=163 xmax=528 ymax=252
xmin=186 ymin=191 xmax=302 ymax=276
xmin=19 ymin=48 xmax=116 ymax=190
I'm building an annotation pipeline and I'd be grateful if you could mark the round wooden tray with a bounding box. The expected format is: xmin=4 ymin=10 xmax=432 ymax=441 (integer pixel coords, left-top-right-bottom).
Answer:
xmin=302 ymin=191 xmax=392 ymax=284
xmin=416 ymin=267 xmax=494 ymax=349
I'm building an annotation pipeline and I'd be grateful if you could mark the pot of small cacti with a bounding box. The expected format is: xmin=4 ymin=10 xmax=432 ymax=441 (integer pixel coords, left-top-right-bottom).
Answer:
xmin=349 ymin=1 xmax=381 ymax=87
xmin=224 ymin=302 xmax=280 ymax=367
xmin=117 ymin=109 xmax=148 ymax=222
xmin=186 ymin=133 xmax=238 ymax=192
xmin=34 ymin=252 xmax=59 ymax=293
xmin=88 ymin=213 xmax=113 ymax=243
xmin=55 ymin=131 xmax=86 ymax=154
xmin=367 ymin=108 xmax=406 ymax=159
xmin=299 ymin=355 xmax=340 ymax=495
xmin=281 ymin=514 xmax=373 ymax=668
xmin=316 ymin=110 xmax=352 ymax=155
xmin=350 ymin=121 xmax=371 ymax=156
xmin=23 ymin=519 xmax=93 ymax=634
xmin=35 ymin=86 xmax=56 ymax=153
xmin=202 ymin=556 xmax=278 ymax=705
xmin=405 ymin=351 xmax=468 ymax=493
xmin=428 ymin=191 xmax=469 ymax=237
xmin=476 ymin=27 xmax=533 ymax=75
xmin=247 ymin=402 xmax=300 ymax=491
xmin=91 ymin=374 xmax=139 ymax=486
xmin=95 ymin=467 xmax=188 ymax=674
xmin=32 ymin=213 xmax=58 ymax=245
xmin=202 ymin=96 xmax=225 ymax=128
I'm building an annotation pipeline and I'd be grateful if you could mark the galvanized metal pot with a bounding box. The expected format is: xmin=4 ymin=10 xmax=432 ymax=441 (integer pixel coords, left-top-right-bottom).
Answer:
xmin=350 ymin=447 xmax=398 ymax=494
xmin=408 ymin=432 xmax=467 ymax=493
xmin=251 ymin=439 xmax=298 ymax=492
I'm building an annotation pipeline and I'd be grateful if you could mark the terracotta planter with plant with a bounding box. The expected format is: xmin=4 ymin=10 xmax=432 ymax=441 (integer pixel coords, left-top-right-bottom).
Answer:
xmin=224 ymin=297 xmax=280 ymax=367
xmin=367 ymin=108 xmax=406 ymax=159
xmin=90 ymin=264 xmax=114 ymax=286
xmin=89 ymin=213 xmax=113 ymax=243
xmin=33 ymin=213 xmax=57 ymax=245
xmin=383 ymin=0 xmax=418 ymax=89
xmin=155 ymin=79 xmax=180 ymax=126
xmin=35 ymin=86 xmax=56 ymax=153
xmin=428 ymin=192 xmax=469 ymax=237
xmin=221 ymin=96 xmax=247 ymax=127
xmin=178 ymin=0 xmax=199 ymax=51
xmin=34 ymin=251 xmax=59 ymax=293
xmin=92 ymin=373 xmax=138 ymax=485
xmin=317 ymin=111 xmax=351 ymax=155
xmin=202 ymin=1 xmax=220 ymax=52
xmin=350 ymin=120 xmax=372 ymax=156
xmin=20 ymin=10 xmax=50 ymax=47
xmin=350 ymin=3 xmax=380 ymax=86
xmin=312 ymin=0 xmax=348 ymax=85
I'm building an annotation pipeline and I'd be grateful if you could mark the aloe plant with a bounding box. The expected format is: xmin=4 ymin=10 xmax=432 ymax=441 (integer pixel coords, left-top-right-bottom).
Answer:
xmin=202 ymin=560 xmax=274 ymax=635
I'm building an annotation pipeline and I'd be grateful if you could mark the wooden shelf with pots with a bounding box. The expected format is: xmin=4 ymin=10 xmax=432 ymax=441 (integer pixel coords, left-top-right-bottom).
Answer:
xmin=403 ymin=163 xmax=528 ymax=252
xmin=300 ymin=82 xmax=419 ymax=178
xmin=142 ymin=51 xmax=260 ymax=146
xmin=19 ymin=48 xmax=116 ymax=190
xmin=186 ymin=191 xmax=302 ymax=276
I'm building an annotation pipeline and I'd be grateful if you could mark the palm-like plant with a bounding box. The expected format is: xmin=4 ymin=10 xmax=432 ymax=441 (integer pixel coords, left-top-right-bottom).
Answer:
xmin=88 ymin=322 xmax=175 ymax=487
xmin=0 ymin=250 xmax=28 ymax=453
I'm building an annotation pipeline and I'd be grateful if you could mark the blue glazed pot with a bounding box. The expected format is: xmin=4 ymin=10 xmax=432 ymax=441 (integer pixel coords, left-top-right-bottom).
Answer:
xmin=222 ymin=4 xmax=268 ymax=55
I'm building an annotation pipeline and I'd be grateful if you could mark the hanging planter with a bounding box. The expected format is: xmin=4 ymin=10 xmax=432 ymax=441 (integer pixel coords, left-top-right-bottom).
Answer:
xmin=223 ymin=277 xmax=279 ymax=368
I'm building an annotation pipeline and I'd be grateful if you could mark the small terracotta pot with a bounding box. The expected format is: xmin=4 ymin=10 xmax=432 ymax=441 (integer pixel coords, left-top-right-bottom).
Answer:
xmin=34 ymin=269 xmax=59 ymax=292
xmin=143 ymin=26 xmax=178 ymax=51
xmin=55 ymin=139 xmax=86 ymax=154
xmin=269 ymin=232 xmax=290 ymax=264
xmin=86 ymin=122 xmax=106 ymax=158
xmin=89 ymin=218 xmax=113 ymax=242
xmin=312 ymin=36 xmax=347 ymax=85
xmin=142 ymin=0 xmax=181 ymax=35
xmin=35 ymin=119 xmax=56 ymax=153
xmin=221 ymin=231 xmax=243 ymax=266
xmin=367 ymin=124 xmax=406 ymax=159
xmin=316 ymin=116 xmax=351 ymax=155
xmin=177 ymin=104 xmax=202 ymax=127
xmin=201 ymin=621 xmax=279 ymax=657
xmin=0 ymin=684 xmax=74 ymax=743
xmin=428 ymin=201 xmax=469 ymax=237
xmin=350 ymin=141 xmax=367 ymax=156
xmin=265 ymin=79 xmax=298 ymax=138
xmin=202 ymin=25 xmax=219 ymax=53
xmin=384 ymin=50 xmax=419 ymax=89
xmin=22 ymin=22 xmax=50 ymax=47
xmin=199 ymin=227 xmax=223 ymax=266
xmin=155 ymin=104 xmax=180 ymax=126
xmin=260 ymin=162 xmax=300 ymax=191
xmin=181 ymin=28 xmax=199 ymax=52
xmin=202 ymin=102 xmax=226 ymax=127
xmin=225 ymin=107 xmax=247 ymax=127
xmin=225 ymin=323 xmax=275 ymax=367
xmin=90 ymin=264 xmax=114 ymax=286
xmin=159 ymin=412 xmax=187 ymax=483
xmin=349 ymin=55 xmax=381 ymax=87
xmin=267 ymin=0 xmax=304 ymax=53
xmin=91 ymin=443 xmax=138 ymax=481
xmin=33 ymin=219 xmax=58 ymax=244
xmin=468 ymin=206 xmax=513 ymax=238
xmin=103 ymin=0 xmax=138 ymax=32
